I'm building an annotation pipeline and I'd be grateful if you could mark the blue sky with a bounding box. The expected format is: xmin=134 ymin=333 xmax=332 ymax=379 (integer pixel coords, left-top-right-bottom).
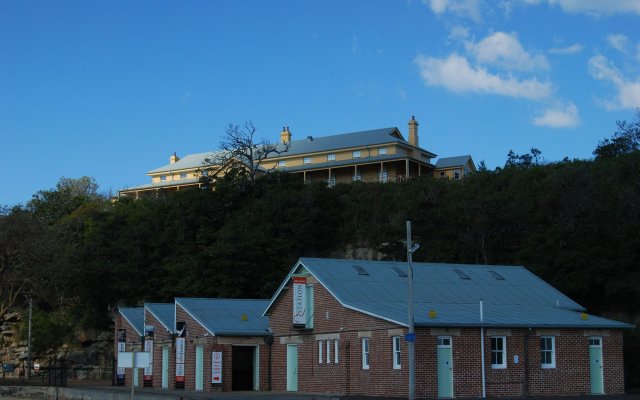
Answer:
xmin=1 ymin=0 xmax=639 ymax=206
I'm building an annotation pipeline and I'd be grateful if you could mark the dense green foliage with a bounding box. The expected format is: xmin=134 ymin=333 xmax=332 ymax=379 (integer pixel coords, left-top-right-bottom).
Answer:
xmin=1 ymin=117 xmax=639 ymax=387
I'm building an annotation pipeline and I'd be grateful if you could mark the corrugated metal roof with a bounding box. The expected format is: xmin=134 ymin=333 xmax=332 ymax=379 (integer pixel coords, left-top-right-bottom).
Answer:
xmin=435 ymin=155 xmax=473 ymax=169
xmin=148 ymin=151 xmax=225 ymax=174
xmin=145 ymin=303 xmax=175 ymax=332
xmin=119 ymin=307 xmax=144 ymax=335
xmin=176 ymin=298 xmax=270 ymax=336
xmin=264 ymin=258 xmax=632 ymax=329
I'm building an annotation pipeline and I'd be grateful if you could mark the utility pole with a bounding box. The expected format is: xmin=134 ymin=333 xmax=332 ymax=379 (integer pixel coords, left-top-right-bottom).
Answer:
xmin=406 ymin=221 xmax=419 ymax=400
xmin=26 ymin=296 xmax=32 ymax=380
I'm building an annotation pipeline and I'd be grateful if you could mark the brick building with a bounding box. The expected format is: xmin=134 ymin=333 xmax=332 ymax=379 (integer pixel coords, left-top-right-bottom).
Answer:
xmin=142 ymin=303 xmax=175 ymax=389
xmin=114 ymin=307 xmax=144 ymax=387
xmin=263 ymin=258 xmax=632 ymax=398
xmin=173 ymin=298 xmax=271 ymax=392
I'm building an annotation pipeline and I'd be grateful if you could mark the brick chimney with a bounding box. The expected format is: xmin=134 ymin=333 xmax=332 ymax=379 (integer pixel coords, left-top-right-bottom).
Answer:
xmin=280 ymin=126 xmax=292 ymax=144
xmin=170 ymin=152 xmax=180 ymax=164
xmin=408 ymin=116 xmax=419 ymax=147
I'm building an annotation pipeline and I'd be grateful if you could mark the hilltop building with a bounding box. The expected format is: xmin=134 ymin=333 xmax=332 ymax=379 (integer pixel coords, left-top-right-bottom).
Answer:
xmin=118 ymin=117 xmax=476 ymax=199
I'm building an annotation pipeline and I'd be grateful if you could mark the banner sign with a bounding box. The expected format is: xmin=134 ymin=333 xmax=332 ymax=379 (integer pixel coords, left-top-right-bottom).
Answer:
xmin=143 ymin=325 xmax=154 ymax=386
xmin=292 ymin=276 xmax=307 ymax=327
xmin=211 ymin=352 xmax=222 ymax=384
xmin=175 ymin=322 xmax=186 ymax=389
xmin=117 ymin=329 xmax=126 ymax=385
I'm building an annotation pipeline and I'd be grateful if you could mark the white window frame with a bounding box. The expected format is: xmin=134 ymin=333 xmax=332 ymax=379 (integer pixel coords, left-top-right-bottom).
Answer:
xmin=303 ymin=157 xmax=311 ymax=164
xmin=334 ymin=340 xmax=339 ymax=364
xmin=589 ymin=337 xmax=602 ymax=348
xmin=278 ymin=160 xmax=286 ymax=167
xmin=392 ymin=336 xmax=401 ymax=369
xmin=179 ymin=172 xmax=187 ymax=179
xmin=326 ymin=340 xmax=331 ymax=364
xmin=160 ymin=175 xmax=167 ymax=181
xmin=352 ymin=150 xmax=361 ymax=158
xmin=379 ymin=147 xmax=387 ymax=155
xmin=491 ymin=336 xmax=507 ymax=369
xmin=327 ymin=153 xmax=336 ymax=161
xmin=318 ymin=340 xmax=323 ymax=364
xmin=540 ymin=336 xmax=555 ymax=369
xmin=362 ymin=338 xmax=370 ymax=370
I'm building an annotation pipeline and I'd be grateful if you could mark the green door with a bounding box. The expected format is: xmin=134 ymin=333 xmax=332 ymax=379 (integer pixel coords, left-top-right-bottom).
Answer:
xmin=162 ymin=347 xmax=169 ymax=389
xmin=286 ymin=344 xmax=298 ymax=391
xmin=437 ymin=336 xmax=453 ymax=398
xmin=589 ymin=337 xmax=604 ymax=394
xmin=195 ymin=345 xmax=204 ymax=391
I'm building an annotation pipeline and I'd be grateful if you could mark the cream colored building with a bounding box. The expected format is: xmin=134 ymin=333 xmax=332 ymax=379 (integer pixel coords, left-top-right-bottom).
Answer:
xmin=119 ymin=117 xmax=473 ymax=198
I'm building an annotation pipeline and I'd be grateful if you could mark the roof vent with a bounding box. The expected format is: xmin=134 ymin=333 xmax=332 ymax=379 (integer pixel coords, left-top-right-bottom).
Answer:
xmin=352 ymin=265 xmax=369 ymax=276
xmin=489 ymin=271 xmax=505 ymax=280
xmin=453 ymin=269 xmax=471 ymax=280
xmin=391 ymin=266 xmax=407 ymax=277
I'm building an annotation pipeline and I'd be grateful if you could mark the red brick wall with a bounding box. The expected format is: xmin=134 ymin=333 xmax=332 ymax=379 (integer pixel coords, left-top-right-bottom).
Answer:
xmin=143 ymin=310 xmax=174 ymax=389
xmin=267 ymin=278 xmax=626 ymax=398
xmin=174 ymin=304 xmax=269 ymax=392
xmin=113 ymin=313 xmax=143 ymax=387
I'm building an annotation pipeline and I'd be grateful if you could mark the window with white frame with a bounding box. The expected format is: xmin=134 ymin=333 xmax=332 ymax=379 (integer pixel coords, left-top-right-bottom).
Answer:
xmin=326 ymin=340 xmax=331 ymax=363
xmin=318 ymin=340 xmax=323 ymax=364
xmin=160 ymin=175 xmax=167 ymax=181
xmin=540 ymin=336 xmax=555 ymax=368
xmin=328 ymin=153 xmax=336 ymax=161
xmin=379 ymin=147 xmax=387 ymax=155
xmin=392 ymin=336 xmax=401 ymax=369
xmin=180 ymin=172 xmax=187 ymax=179
xmin=491 ymin=336 xmax=507 ymax=369
xmin=278 ymin=160 xmax=286 ymax=167
xmin=334 ymin=340 xmax=339 ymax=363
xmin=353 ymin=150 xmax=361 ymax=158
xmin=303 ymin=157 xmax=311 ymax=164
xmin=362 ymin=338 xmax=370 ymax=369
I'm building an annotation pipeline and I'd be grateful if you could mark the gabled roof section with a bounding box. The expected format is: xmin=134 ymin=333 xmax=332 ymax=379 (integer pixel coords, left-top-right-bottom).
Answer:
xmin=435 ymin=155 xmax=474 ymax=169
xmin=148 ymin=151 xmax=226 ymax=174
xmin=175 ymin=298 xmax=270 ymax=336
xmin=119 ymin=307 xmax=144 ymax=336
xmin=268 ymin=127 xmax=436 ymax=158
xmin=145 ymin=303 xmax=175 ymax=332
xmin=264 ymin=258 xmax=632 ymax=329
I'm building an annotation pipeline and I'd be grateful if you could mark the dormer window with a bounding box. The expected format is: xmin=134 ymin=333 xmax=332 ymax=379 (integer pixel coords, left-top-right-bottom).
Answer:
xmin=160 ymin=176 xmax=167 ymax=181
xmin=303 ymin=157 xmax=311 ymax=164
xmin=328 ymin=153 xmax=336 ymax=161
xmin=278 ymin=160 xmax=286 ymax=167
xmin=379 ymin=147 xmax=387 ymax=155
xmin=352 ymin=151 xmax=361 ymax=158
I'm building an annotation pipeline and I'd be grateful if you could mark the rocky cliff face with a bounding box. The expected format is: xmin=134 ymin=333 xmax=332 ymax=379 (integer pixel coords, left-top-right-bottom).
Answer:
xmin=1 ymin=312 xmax=113 ymax=379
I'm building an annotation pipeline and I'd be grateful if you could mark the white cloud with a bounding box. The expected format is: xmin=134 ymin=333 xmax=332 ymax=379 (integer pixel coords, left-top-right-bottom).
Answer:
xmin=533 ymin=103 xmax=579 ymax=127
xmin=466 ymin=31 xmax=549 ymax=71
xmin=414 ymin=53 xmax=552 ymax=99
xmin=607 ymin=34 xmax=629 ymax=53
xmin=448 ymin=26 xmax=470 ymax=40
xmin=547 ymin=0 xmax=640 ymax=16
xmin=588 ymin=54 xmax=640 ymax=110
xmin=424 ymin=0 xmax=483 ymax=21
xmin=549 ymin=43 xmax=584 ymax=54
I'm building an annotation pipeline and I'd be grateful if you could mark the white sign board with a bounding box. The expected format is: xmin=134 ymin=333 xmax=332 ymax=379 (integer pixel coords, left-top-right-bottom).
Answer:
xmin=117 ymin=352 xmax=151 ymax=368
xmin=292 ymin=276 xmax=307 ymax=325
xmin=211 ymin=352 xmax=222 ymax=384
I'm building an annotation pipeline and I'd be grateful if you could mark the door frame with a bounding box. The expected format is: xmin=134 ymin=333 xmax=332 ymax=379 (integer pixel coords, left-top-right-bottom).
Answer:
xmin=589 ymin=336 xmax=604 ymax=394
xmin=286 ymin=344 xmax=298 ymax=391
xmin=437 ymin=336 xmax=454 ymax=398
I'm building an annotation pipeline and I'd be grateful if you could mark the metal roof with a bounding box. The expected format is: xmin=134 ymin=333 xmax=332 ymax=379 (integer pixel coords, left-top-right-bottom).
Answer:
xmin=435 ymin=155 xmax=473 ymax=169
xmin=145 ymin=303 xmax=175 ymax=332
xmin=148 ymin=151 xmax=225 ymax=174
xmin=175 ymin=298 xmax=270 ymax=336
xmin=267 ymin=127 xmax=436 ymax=158
xmin=119 ymin=307 xmax=144 ymax=335
xmin=264 ymin=258 xmax=632 ymax=329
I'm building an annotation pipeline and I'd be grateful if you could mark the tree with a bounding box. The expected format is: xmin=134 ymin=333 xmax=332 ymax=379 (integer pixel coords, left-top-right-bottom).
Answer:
xmin=27 ymin=176 xmax=102 ymax=225
xmin=505 ymin=148 xmax=543 ymax=168
xmin=200 ymin=121 xmax=288 ymax=186
xmin=593 ymin=112 xmax=640 ymax=159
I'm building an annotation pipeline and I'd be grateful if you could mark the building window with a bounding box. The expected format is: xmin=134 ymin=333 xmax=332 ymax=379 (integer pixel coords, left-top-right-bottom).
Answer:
xmin=179 ymin=173 xmax=187 ymax=179
xmin=334 ymin=340 xmax=339 ymax=364
xmin=303 ymin=157 xmax=311 ymax=164
xmin=540 ymin=336 xmax=555 ymax=368
xmin=437 ymin=336 xmax=451 ymax=347
xmin=278 ymin=160 xmax=286 ymax=167
xmin=491 ymin=336 xmax=507 ymax=369
xmin=160 ymin=175 xmax=167 ymax=181
xmin=328 ymin=153 xmax=336 ymax=161
xmin=379 ymin=147 xmax=387 ymax=155
xmin=318 ymin=340 xmax=323 ymax=364
xmin=326 ymin=340 xmax=331 ymax=363
xmin=454 ymin=170 xmax=460 ymax=180
xmin=362 ymin=338 xmax=370 ymax=369
xmin=589 ymin=337 xmax=602 ymax=347
xmin=440 ymin=171 xmax=445 ymax=177
xmin=392 ymin=336 xmax=401 ymax=369
xmin=353 ymin=150 xmax=361 ymax=158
